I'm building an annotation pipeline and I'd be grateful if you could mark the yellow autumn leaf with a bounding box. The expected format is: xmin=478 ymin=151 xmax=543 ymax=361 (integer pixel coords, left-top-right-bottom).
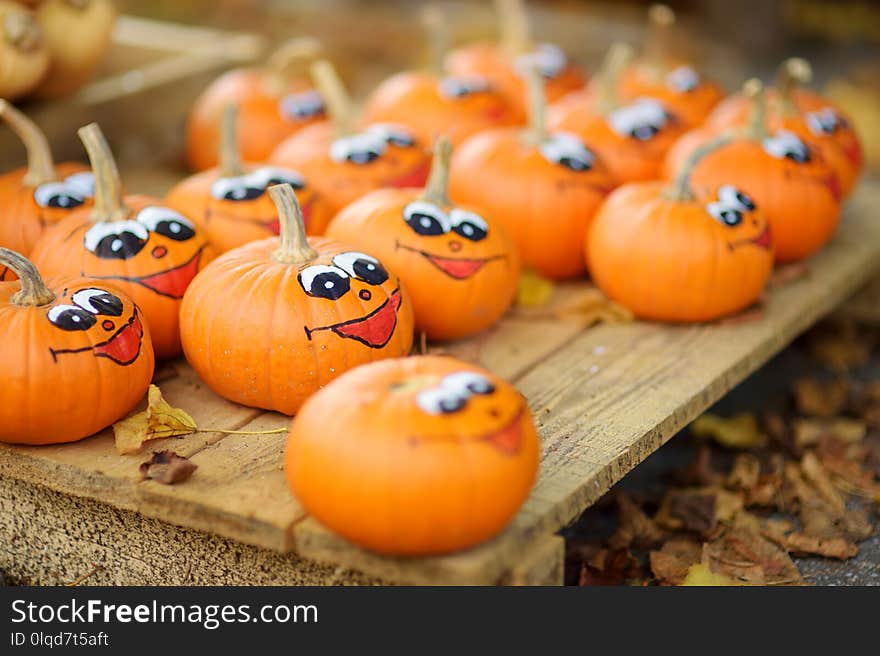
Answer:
xmin=113 ymin=384 xmax=197 ymax=455
xmin=515 ymin=270 xmax=555 ymax=308
xmin=680 ymin=563 xmax=739 ymax=586
xmin=691 ymin=413 xmax=767 ymax=450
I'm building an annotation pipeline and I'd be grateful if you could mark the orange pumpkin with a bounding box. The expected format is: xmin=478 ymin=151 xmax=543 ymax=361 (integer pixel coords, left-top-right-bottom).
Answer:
xmin=285 ymin=355 xmax=539 ymax=555
xmin=0 ymin=100 xmax=93 ymax=263
xmin=0 ymin=247 xmax=153 ymax=444
xmin=362 ymin=7 xmax=522 ymax=146
xmin=0 ymin=1 xmax=50 ymax=100
xmin=30 ymin=124 xmax=213 ymax=359
xmin=445 ymin=0 xmax=586 ymax=116
xmin=449 ymin=67 xmax=614 ymax=280
xmin=180 ymin=184 xmax=414 ymax=415
xmin=185 ymin=38 xmax=325 ymax=172
xmin=549 ymin=42 xmax=686 ymax=183
xmin=271 ymin=60 xmax=431 ymax=217
xmin=706 ymin=59 xmax=862 ymax=197
xmin=167 ymin=105 xmax=333 ymax=254
xmin=617 ymin=5 xmax=723 ymax=128
xmin=589 ymin=137 xmax=774 ymax=323
xmin=664 ymin=80 xmax=841 ymax=263
xmin=327 ymin=137 xmax=520 ymax=341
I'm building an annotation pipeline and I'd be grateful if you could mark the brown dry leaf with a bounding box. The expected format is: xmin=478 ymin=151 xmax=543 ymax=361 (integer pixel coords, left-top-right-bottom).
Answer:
xmin=770 ymin=262 xmax=811 ymax=288
xmin=138 ymin=451 xmax=197 ymax=485
xmin=608 ymin=494 xmax=664 ymax=550
xmin=655 ymin=488 xmax=744 ymax=535
xmin=680 ymin=563 xmax=740 ymax=586
xmin=691 ymin=413 xmax=767 ymax=449
xmin=726 ymin=453 xmax=761 ymax=492
xmin=650 ymin=538 xmax=702 ymax=585
xmin=675 ymin=446 xmax=723 ymax=487
xmin=762 ymin=519 xmax=858 ymax=560
xmin=806 ymin=322 xmax=872 ymax=370
xmin=514 ymin=269 xmax=555 ymax=308
xmin=552 ymin=290 xmax=634 ymax=328
xmin=793 ymin=377 xmax=849 ymax=417
xmin=113 ymin=384 xmax=197 ymax=455
xmin=793 ymin=418 xmax=866 ymax=448
xmin=801 ymin=452 xmax=846 ymax=513
xmin=815 ymin=439 xmax=880 ymax=498
xmin=703 ymin=523 xmax=803 ymax=585
xmin=578 ymin=548 xmax=642 ymax=586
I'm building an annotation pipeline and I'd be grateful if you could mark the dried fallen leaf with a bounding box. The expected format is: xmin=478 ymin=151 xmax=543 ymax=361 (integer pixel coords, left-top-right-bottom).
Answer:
xmin=655 ymin=488 xmax=743 ymax=535
xmin=514 ymin=270 xmax=555 ymax=308
xmin=703 ymin=523 xmax=803 ymax=585
xmin=691 ymin=413 xmax=767 ymax=449
xmin=793 ymin=418 xmax=866 ymax=448
xmin=674 ymin=446 xmax=723 ymax=487
xmin=138 ymin=451 xmax=197 ymax=485
xmin=806 ymin=321 xmax=872 ymax=370
xmin=801 ymin=452 xmax=846 ymax=513
xmin=650 ymin=538 xmax=702 ymax=585
xmin=114 ymin=385 xmax=197 ymax=455
xmin=578 ymin=548 xmax=643 ymax=586
xmin=680 ymin=563 xmax=739 ymax=586
xmin=793 ymin=377 xmax=849 ymax=417
xmin=762 ymin=520 xmax=858 ymax=560
xmin=608 ymin=494 xmax=664 ymax=550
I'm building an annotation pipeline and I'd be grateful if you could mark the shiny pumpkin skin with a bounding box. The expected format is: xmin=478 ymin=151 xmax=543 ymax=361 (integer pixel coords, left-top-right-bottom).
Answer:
xmin=270 ymin=122 xmax=431 ymax=217
xmin=448 ymin=128 xmax=615 ymax=279
xmin=179 ymin=235 xmax=414 ymax=415
xmin=30 ymin=195 xmax=214 ymax=358
xmin=185 ymin=68 xmax=325 ymax=172
xmin=361 ymin=71 xmax=524 ymax=146
xmin=327 ymin=187 xmax=520 ymax=340
xmin=588 ymin=181 xmax=774 ymax=322
xmin=285 ymin=355 xmax=539 ymax=555
xmin=0 ymin=274 xmax=153 ymax=444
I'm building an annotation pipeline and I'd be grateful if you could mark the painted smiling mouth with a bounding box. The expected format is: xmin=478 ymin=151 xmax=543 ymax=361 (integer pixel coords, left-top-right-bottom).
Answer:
xmin=729 ymin=225 xmax=772 ymax=252
xmin=396 ymin=242 xmax=505 ymax=279
xmin=483 ymin=410 xmax=525 ymax=455
xmin=304 ymin=289 xmax=402 ymax=348
xmin=50 ymin=313 xmax=144 ymax=365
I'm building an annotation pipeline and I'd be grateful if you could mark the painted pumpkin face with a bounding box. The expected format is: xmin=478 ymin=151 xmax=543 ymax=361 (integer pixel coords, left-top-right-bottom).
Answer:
xmin=618 ymin=64 xmax=723 ymax=128
xmin=0 ymin=250 xmax=154 ymax=444
xmin=285 ymin=355 xmax=540 ymax=555
xmin=270 ymin=122 xmax=431 ymax=215
xmin=361 ymin=71 xmax=522 ymax=146
xmin=180 ymin=184 xmax=414 ymax=415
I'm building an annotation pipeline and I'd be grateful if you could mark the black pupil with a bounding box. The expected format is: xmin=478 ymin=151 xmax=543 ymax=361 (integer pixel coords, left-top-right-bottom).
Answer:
xmin=721 ymin=209 xmax=742 ymax=226
xmin=155 ymin=220 xmax=195 ymax=241
xmin=736 ymin=192 xmax=755 ymax=211
xmin=467 ymin=380 xmax=495 ymax=395
xmin=453 ymin=221 xmax=487 ymax=242
xmin=48 ymin=194 xmax=84 ymax=209
xmin=631 ymin=124 xmax=659 ymax=141
xmin=387 ymin=135 xmax=414 ymax=147
xmin=51 ymin=308 xmax=96 ymax=331
xmin=89 ymin=293 xmax=123 ymax=316
xmin=347 ymin=150 xmax=381 ymax=165
xmin=307 ymin=272 xmax=350 ymax=300
xmin=268 ymin=177 xmax=304 ymax=190
xmin=559 ymin=156 xmax=591 ymax=172
xmin=353 ymin=259 xmax=388 ymax=285
xmin=406 ymin=212 xmax=445 ymax=236
xmin=94 ymin=231 xmax=147 ymax=260
xmin=223 ymin=187 xmax=264 ymax=201
xmin=785 ymin=149 xmax=810 ymax=163
xmin=439 ymin=396 xmax=466 ymax=413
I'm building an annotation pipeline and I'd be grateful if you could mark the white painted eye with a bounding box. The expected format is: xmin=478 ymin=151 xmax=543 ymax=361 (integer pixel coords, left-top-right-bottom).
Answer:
xmin=330 ymin=133 xmax=387 ymax=164
xmin=298 ymin=264 xmax=351 ymax=300
xmin=246 ymin=166 xmax=306 ymax=191
xmin=609 ymin=99 xmax=669 ymax=141
xmin=763 ymin=130 xmax=810 ymax=163
xmin=136 ymin=206 xmax=196 ymax=241
xmin=47 ymin=304 xmax=96 ymax=331
xmin=806 ymin=108 xmax=844 ymax=136
xmin=366 ymin=123 xmax=416 ymax=148
xmin=84 ymin=221 xmax=149 ymax=259
xmin=438 ymin=75 xmax=491 ymax=99
xmin=540 ymin=132 xmax=595 ymax=171
xmin=279 ymin=89 xmax=324 ymax=120
xmin=667 ymin=66 xmax=700 ymax=93
xmin=211 ymin=175 xmax=263 ymax=201
xmin=403 ymin=201 xmax=451 ymax=236
xmin=706 ymin=201 xmax=743 ymax=227
xmin=515 ymin=43 xmax=567 ymax=79
xmin=416 ymin=387 xmax=468 ymax=415
xmin=449 ymin=209 xmax=488 ymax=241
xmin=64 ymin=171 xmax=95 ymax=198
xmin=33 ymin=182 xmax=86 ymax=210
xmin=441 ymin=371 xmax=495 ymax=396
xmin=717 ymin=185 xmax=756 ymax=212
xmin=71 ymin=288 xmax=123 ymax=316
xmin=332 ymin=251 xmax=389 ymax=285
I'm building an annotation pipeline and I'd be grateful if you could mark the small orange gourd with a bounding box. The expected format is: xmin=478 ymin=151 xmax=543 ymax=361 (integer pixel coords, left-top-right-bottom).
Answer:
xmin=285 ymin=355 xmax=539 ymax=555
xmin=449 ymin=66 xmax=615 ymax=280
xmin=361 ymin=7 xmax=523 ymax=146
xmin=180 ymin=184 xmax=414 ymax=415
xmin=0 ymin=100 xmax=93 ymax=262
xmin=0 ymin=1 xmax=50 ymax=100
xmin=549 ymin=42 xmax=686 ymax=183
xmin=327 ymin=137 xmax=520 ymax=341
xmin=167 ymin=104 xmax=333 ymax=254
xmin=588 ymin=137 xmax=774 ymax=323
xmin=0 ymin=247 xmax=154 ymax=444
xmin=445 ymin=0 xmax=586 ymax=116
xmin=185 ymin=38 xmax=325 ymax=171
xmin=664 ymin=80 xmax=842 ymax=263
xmin=617 ymin=5 xmax=723 ymax=128
xmin=271 ymin=60 xmax=431 ymax=217
xmin=30 ymin=124 xmax=213 ymax=359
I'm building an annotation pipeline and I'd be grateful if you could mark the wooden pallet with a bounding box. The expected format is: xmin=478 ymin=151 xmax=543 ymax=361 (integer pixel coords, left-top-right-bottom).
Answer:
xmin=3 ymin=182 xmax=879 ymax=585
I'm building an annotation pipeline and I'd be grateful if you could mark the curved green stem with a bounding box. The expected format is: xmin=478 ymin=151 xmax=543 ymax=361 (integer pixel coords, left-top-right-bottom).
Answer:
xmin=777 ymin=57 xmax=812 ymax=117
xmin=0 ymin=248 xmax=56 ymax=306
xmin=421 ymin=136 xmax=453 ymax=205
xmin=77 ymin=123 xmax=130 ymax=223
xmin=268 ymin=183 xmax=317 ymax=266
xmin=593 ymin=42 xmax=635 ymax=115
xmin=310 ymin=59 xmax=353 ymax=138
xmin=524 ymin=64 xmax=547 ymax=144
xmin=219 ymin=103 xmax=244 ymax=178
xmin=742 ymin=78 xmax=768 ymax=141
xmin=0 ymin=99 xmax=56 ymax=186
xmin=665 ymin=134 xmax=734 ymax=201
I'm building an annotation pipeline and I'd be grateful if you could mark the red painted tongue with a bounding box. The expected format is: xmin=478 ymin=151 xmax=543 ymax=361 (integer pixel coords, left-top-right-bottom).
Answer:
xmin=845 ymin=141 xmax=863 ymax=167
xmin=825 ymin=174 xmax=842 ymax=202
xmin=94 ymin=315 xmax=143 ymax=364
xmin=485 ymin=418 xmax=523 ymax=455
xmin=138 ymin=252 xmax=201 ymax=298
xmin=426 ymin=255 xmax=485 ymax=279
xmin=753 ymin=226 xmax=772 ymax=249
xmin=333 ymin=291 xmax=401 ymax=347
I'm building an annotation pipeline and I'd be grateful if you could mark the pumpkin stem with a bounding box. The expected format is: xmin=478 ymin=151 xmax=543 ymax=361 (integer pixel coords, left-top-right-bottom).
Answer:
xmin=777 ymin=57 xmax=812 ymax=116
xmin=496 ymin=0 xmax=531 ymax=57
xmin=0 ymin=99 xmax=56 ymax=186
xmin=77 ymin=123 xmax=130 ymax=224
xmin=421 ymin=5 xmax=448 ymax=76
xmin=665 ymin=134 xmax=733 ymax=201
xmin=592 ymin=42 xmax=635 ymax=114
xmin=219 ymin=103 xmax=244 ymax=178
xmin=524 ymin=64 xmax=548 ymax=144
xmin=310 ymin=59 xmax=354 ymax=138
xmin=265 ymin=36 xmax=321 ymax=94
xmin=0 ymin=248 xmax=55 ymax=306
xmin=421 ymin=136 xmax=453 ymax=205
xmin=644 ymin=4 xmax=675 ymax=82
xmin=268 ymin=183 xmax=317 ymax=265
xmin=742 ymin=78 xmax=768 ymax=141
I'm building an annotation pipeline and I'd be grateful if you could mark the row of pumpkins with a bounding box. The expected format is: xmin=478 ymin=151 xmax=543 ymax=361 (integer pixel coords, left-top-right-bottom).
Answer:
xmin=0 ymin=1 xmax=865 ymax=555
